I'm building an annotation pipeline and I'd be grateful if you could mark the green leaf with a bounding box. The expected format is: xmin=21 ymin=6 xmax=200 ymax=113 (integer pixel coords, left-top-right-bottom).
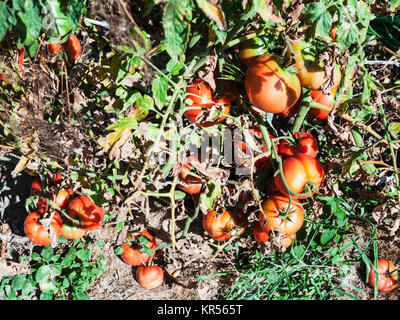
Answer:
xmin=320 ymin=229 xmax=336 ymax=245
xmin=77 ymin=249 xmax=91 ymax=261
xmin=200 ymin=182 xmax=221 ymax=211
xmin=162 ymin=0 xmax=192 ymax=61
xmin=302 ymin=2 xmax=331 ymax=36
xmin=11 ymin=275 xmax=27 ymax=291
xmin=35 ymin=265 xmax=62 ymax=283
xmin=152 ymin=76 xmax=169 ymax=109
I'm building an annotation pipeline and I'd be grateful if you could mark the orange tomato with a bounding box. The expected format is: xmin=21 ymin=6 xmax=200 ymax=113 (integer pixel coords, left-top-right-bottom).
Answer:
xmin=120 ymin=230 xmax=158 ymax=267
xmin=136 ymin=265 xmax=164 ymax=289
xmin=259 ymin=194 xmax=304 ymax=236
xmin=61 ymin=35 xmax=82 ymax=63
xmin=245 ymin=54 xmax=301 ymax=114
xmin=61 ymin=222 xmax=86 ymax=240
xmin=24 ymin=211 xmax=63 ymax=246
xmin=177 ymin=160 xmax=202 ymax=194
xmin=287 ymin=39 xmax=341 ymax=91
xmin=202 ymin=208 xmax=245 ymax=241
xmin=274 ymin=154 xmax=324 ymax=198
xmin=279 ymin=132 xmax=318 ymax=158
xmin=48 ymin=42 xmax=62 ymax=55
xmin=309 ymin=90 xmax=335 ymax=119
xmin=368 ymin=258 xmax=398 ymax=292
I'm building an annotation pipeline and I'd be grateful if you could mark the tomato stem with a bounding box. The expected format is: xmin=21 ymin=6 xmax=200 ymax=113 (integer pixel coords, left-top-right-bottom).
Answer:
xmin=292 ymin=101 xmax=311 ymax=134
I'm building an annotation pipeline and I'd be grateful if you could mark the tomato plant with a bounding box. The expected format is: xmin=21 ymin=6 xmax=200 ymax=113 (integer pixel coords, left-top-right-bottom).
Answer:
xmin=202 ymin=208 xmax=245 ymax=241
xmin=245 ymin=54 xmax=301 ymax=114
xmin=259 ymin=194 xmax=304 ymax=236
xmin=24 ymin=211 xmax=63 ymax=246
xmin=368 ymin=258 xmax=398 ymax=292
xmin=136 ymin=265 xmax=164 ymax=289
xmin=67 ymin=196 xmax=104 ymax=231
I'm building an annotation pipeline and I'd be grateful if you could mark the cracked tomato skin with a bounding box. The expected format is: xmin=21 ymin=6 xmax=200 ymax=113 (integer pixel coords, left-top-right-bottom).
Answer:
xmin=24 ymin=211 xmax=63 ymax=246
xmin=279 ymin=132 xmax=318 ymax=158
xmin=245 ymin=54 xmax=301 ymax=114
xmin=203 ymin=209 xmax=245 ymax=241
xmin=136 ymin=265 xmax=164 ymax=289
xmin=67 ymin=195 xmax=104 ymax=231
xmin=368 ymin=258 xmax=398 ymax=292
xmin=274 ymin=154 xmax=324 ymax=198
xmin=120 ymin=230 xmax=158 ymax=267
xmin=259 ymin=194 xmax=304 ymax=236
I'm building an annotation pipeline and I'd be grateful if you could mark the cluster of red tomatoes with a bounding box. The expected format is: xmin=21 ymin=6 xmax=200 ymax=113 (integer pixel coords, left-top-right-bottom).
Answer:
xmin=176 ymin=131 xmax=325 ymax=251
xmin=117 ymin=230 xmax=164 ymax=290
xmin=25 ymin=173 xmax=104 ymax=246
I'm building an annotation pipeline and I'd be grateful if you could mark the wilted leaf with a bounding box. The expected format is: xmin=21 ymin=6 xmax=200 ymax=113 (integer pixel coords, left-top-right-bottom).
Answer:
xmin=196 ymin=0 xmax=227 ymax=31
xmin=252 ymin=0 xmax=283 ymax=24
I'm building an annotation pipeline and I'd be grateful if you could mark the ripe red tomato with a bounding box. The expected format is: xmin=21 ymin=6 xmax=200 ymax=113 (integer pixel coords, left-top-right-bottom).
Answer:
xmin=120 ymin=230 xmax=158 ymax=267
xmin=202 ymin=208 xmax=245 ymax=241
xmin=48 ymin=42 xmax=62 ymax=55
xmin=67 ymin=195 xmax=104 ymax=231
xmin=259 ymin=194 xmax=304 ymax=236
xmin=368 ymin=258 xmax=398 ymax=292
xmin=61 ymin=35 xmax=82 ymax=63
xmin=184 ymin=79 xmax=213 ymax=122
xmin=236 ymin=126 xmax=276 ymax=172
xmin=136 ymin=265 xmax=164 ymax=289
xmin=309 ymin=90 xmax=335 ymax=119
xmin=287 ymin=39 xmax=342 ymax=91
xmin=279 ymin=132 xmax=318 ymax=158
xmin=24 ymin=211 xmax=63 ymax=246
xmin=177 ymin=159 xmax=202 ymax=194
xmin=245 ymin=54 xmax=301 ymax=114
xmin=274 ymin=154 xmax=324 ymax=198
xmin=61 ymin=222 xmax=86 ymax=240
